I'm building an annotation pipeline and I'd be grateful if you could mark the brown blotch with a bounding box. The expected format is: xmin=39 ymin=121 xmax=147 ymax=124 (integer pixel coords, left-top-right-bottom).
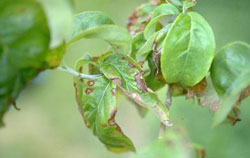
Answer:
xmin=111 ymin=78 xmax=122 ymax=86
xmin=121 ymin=57 xmax=126 ymax=61
xmin=79 ymin=66 xmax=83 ymax=73
xmin=108 ymin=109 xmax=117 ymax=126
xmin=85 ymin=88 xmax=94 ymax=95
xmin=87 ymin=80 xmax=96 ymax=86
xmin=135 ymin=72 xmax=148 ymax=93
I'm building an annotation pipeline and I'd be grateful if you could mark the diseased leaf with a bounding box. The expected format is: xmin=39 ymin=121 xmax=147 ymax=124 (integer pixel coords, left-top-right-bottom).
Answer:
xmin=132 ymin=127 xmax=205 ymax=158
xmin=161 ymin=12 xmax=215 ymax=86
xmin=211 ymin=42 xmax=250 ymax=127
xmin=128 ymin=3 xmax=157 ymax=35
xmin=0 ymin=0 xmax=50 ymax=126
xmin=68 ymin=12 xmax=131 ymax=53
xmin=74 ymin=59 xmax=135 ymax=153
xmin=98 ymin=52 xmax=172 ymax=126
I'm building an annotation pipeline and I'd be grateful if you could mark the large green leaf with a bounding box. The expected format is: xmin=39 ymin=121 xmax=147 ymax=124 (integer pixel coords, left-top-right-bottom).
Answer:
xmin=67 ymin=12 xmax=131 ymax=53
xmin=211 ymin=42 xmax=250 ymax=126
xmin=0 ymin=0 xmax=50 ymax=126
xmin=98 ymin=52 xmax=172 ymax=126
xmin=132 ymin=127 xmax=204 ymax=158
xmin=161 ymin=12 xmax=215 ymax=86
xmin=74 ymin=58 xmax=135 ymax=153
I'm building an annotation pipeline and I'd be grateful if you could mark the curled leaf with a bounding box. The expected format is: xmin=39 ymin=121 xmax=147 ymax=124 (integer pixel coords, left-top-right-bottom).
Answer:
xmin=74 ymin=59 xmax=135 ymax=153
xmin=98 ymin=52 xmax=172 ymax=126
xmin=68 ymin=11 xmax=131 ymax=53
xmin=161 ymin=12 xmax=216 ymax=86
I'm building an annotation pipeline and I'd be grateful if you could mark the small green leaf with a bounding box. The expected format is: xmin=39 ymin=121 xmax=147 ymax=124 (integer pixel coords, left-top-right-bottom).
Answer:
xmin=144 ymin=3 xmax=179 ymax=39
xmin=211 ymin=42 xmax=250 ymax=126
xmin=132 ymin=127 xmax=204 ymax=158
xmin=98 ymin=52 xmax=172 ymax=126
xmin=68 ymin=12 xmax=131 ymax=53
xmin=74 ymin=59 xmax=135 ymax=153
xmin=161 ymin=12 xmax=215 ymax=86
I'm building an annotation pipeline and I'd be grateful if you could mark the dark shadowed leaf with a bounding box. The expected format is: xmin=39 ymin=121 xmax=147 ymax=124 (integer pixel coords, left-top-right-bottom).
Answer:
xmin=74 ymin=58 xmax=135 ymax=153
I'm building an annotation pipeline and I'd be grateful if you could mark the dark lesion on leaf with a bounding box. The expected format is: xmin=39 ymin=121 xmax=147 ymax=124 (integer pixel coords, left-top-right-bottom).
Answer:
xmin=85 ymin=88 xmax=94 ymax=95
xmin=135 ymin=72 xmax=148 ymax=93
xmin=87 ymin=79 xmax=96 ymax=86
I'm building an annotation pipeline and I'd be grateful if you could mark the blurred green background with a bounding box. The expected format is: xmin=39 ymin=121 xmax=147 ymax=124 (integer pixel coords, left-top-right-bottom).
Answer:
xmin=0 ymin=0 xmax=250 ymax=158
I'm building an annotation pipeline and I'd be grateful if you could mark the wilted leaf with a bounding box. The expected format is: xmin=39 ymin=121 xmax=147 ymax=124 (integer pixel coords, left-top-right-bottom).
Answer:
xmin=74 ymin=58 xmax=135 ymax=153
xmin=132 ymin=127 xmax=205 ymax=158
xmin=68 ymin=11 xmax=131 ymax=53
xmin=98 ymin=52 xmax=172 ymax=126
xmin=161 ymin=12 xmax=215 ymax=86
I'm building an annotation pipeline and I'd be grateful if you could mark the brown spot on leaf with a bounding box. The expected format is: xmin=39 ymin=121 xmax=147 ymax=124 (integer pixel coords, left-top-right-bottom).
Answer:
xmin=88 ymin=80 xmax=96 ymax=86
xmin=108 ymin=109 xmax=117 ymax=126
xmin=135 ymin=72 xmax=148 ymax=92
xmin=85 ymin=88 xmax=94 ymax=95
xmin=79 ymin=66 xmax=83 ymax=73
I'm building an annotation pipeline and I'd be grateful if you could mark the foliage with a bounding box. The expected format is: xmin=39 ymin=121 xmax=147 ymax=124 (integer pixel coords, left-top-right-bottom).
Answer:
xmin=0 ymin=0 xmax=249 ymax=157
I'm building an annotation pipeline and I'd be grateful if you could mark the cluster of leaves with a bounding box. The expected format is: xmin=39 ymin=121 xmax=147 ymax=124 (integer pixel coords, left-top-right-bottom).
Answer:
xmin=1 ymin=0 xmax=250 ymax=157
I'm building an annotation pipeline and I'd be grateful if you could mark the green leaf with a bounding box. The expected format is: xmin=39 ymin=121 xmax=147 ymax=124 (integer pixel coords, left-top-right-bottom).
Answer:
xmin=211 ymin=42 xmax=250 ymax=96
xmin=0 ymin=0 xmax=50 ymax=126
xmin=68 ymin=12 xmax=131 ymax=53
xmin=98 ymin=52 xmax=172 ymax=126
xmin=74 ymin=58 xmax=135 ymax=153
xmin=211 ymin=42 xmax=250 ymax=126
xmin=144 ymin=3 xmax=179 ymax=39
xmin=161 ymin=12 xmax=215 ymax=87
xmin=132 ymin=127 xmax=204 ymax=158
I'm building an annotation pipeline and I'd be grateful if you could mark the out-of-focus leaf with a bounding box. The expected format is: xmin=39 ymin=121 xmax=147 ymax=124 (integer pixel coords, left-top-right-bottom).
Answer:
xmin=0 ymin=0 xmax=50 ymax=126
xmin=144 ymin=3 xmax=179 ymax=39
xmin=98 ymin=52 xmax=172 ymax=126
xmin=161 ymin=12 xmax=215 ymax=86
xmin=211 ymin=42 xmax=250 ymax=96
xmin=37 ymin=0 xmax=73 ymax=48
xmin=212 ymin=71 xmax=250 ymax=127
xmin=74 ymin=59 xmax=135 ymax=153
xmin=128 ymin=3 xmax=157 ymax=35
xmin=45 ymin=43 xmax=66 ymax=68
xmin=211 ymin=42 xmax=250 ymax=127
xmin=68 ymin=12 xmax=131 ymax=53
xmin=132 ymin=127 xmax=205 ymax=158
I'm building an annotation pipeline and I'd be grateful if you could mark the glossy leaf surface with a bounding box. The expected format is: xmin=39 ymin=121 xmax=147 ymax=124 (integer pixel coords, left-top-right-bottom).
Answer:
xmin=161 ymin=12 xmax=215 ymax=86
xmin=74 ymin=59 xmax=135 ymax=153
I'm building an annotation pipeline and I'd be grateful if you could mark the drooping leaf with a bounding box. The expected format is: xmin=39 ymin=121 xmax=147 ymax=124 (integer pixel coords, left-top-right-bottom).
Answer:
xmin=98 ymin=52 xmax=172 ymax=126
xmin=211 ymin=42 xmax=250 ymax=126
xmin=0 ymin=0 xmax=50 ymax=126
xmin=74 ymin=58 xmax=135 ymax=153
xmin=161 ymin=12 xmax=216 ymax=87
xmin=132 ymin=127 xmax=205 ymax=158
xmin=68 ymin=11 xmax=131 ymax=53
xmin=144 ymin=3 xmax=179 ymax=39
